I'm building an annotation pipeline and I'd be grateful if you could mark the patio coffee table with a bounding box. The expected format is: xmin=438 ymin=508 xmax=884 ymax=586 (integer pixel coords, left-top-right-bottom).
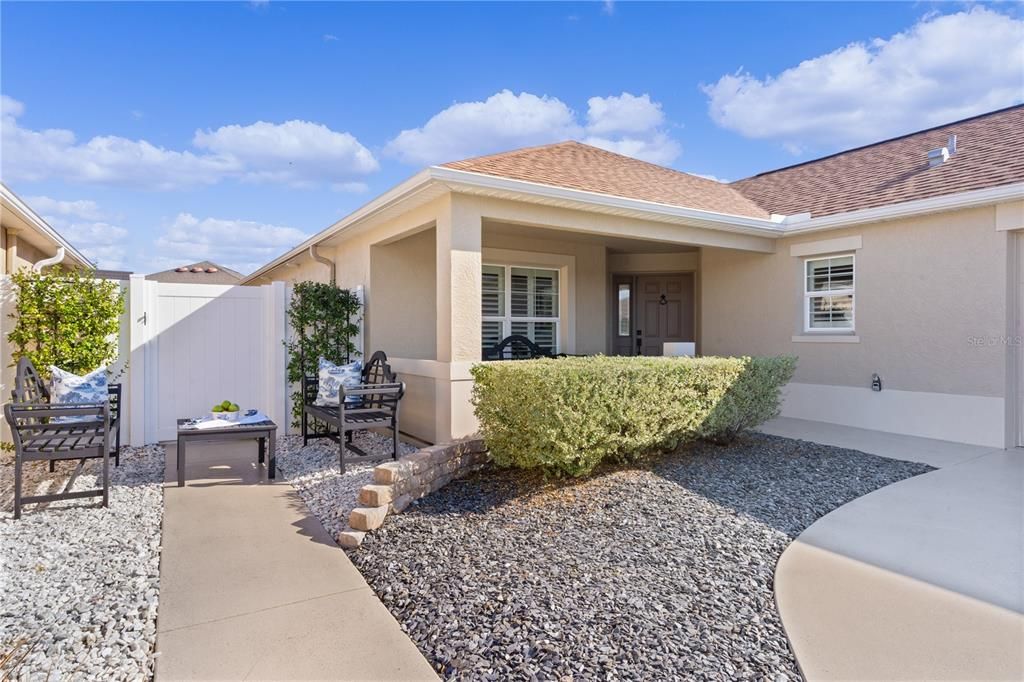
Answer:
xmin=175 ymin=418 xmax=277 ymax=487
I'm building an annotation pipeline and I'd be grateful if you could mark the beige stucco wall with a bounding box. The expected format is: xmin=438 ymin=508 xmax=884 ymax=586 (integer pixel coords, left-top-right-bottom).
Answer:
xmin=369 ymin=227 xmax=437 ymax=360
xmin=702 ymin=205 xmax=1007 ymax=398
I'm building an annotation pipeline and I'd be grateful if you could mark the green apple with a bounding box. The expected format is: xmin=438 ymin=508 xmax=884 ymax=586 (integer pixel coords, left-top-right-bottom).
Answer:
xmin=212 ymin=405 xmax=224 ymax=413
xmin=221 ymin=400 xmax=232 ymax=409
xmin=229 ymin=403 xmax=240 ymax=412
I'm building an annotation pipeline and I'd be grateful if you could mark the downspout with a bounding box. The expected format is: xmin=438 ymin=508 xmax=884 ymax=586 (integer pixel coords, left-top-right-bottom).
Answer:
xmin=309 ymin=245 xmax=336 ymax=283
xmin=32 ymin=246 xmax=66 ymax=272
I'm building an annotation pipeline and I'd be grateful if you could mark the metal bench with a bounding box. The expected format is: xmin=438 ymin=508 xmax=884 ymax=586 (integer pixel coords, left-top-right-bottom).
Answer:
xmin=483 ymin=334 xmax=561 ymax=360
xmin=301 ymin=351 xmax=405 ymax=473
xmin=5 ymin=358 xmax=115 ymax=519
xmin=10 ymin=357 xmax=122 ymax=468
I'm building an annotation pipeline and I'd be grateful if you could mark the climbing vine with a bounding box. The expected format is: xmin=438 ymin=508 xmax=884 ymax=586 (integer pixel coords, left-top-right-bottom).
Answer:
xmin=284 ymin=281 xmax=361 ymax=426
xmin=7 ymin=265 xmax=125 ymax=380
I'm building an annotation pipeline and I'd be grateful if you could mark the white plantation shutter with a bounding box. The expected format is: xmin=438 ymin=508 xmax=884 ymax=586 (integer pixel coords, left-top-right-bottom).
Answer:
xmin=481 ymin=265 xmax=561 ymax=356
xmin=804 ymin=255 xmax=854 ymax=331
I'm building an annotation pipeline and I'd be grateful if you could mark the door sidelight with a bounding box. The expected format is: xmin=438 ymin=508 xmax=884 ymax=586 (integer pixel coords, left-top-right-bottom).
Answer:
xmin=636 ymin=329 xmax=642 ymax=355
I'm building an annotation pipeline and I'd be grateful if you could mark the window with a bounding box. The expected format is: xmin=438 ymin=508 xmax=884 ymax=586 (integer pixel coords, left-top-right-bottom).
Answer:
xmin=482 ymin=264 xmax=560 ymax=355
xmin=804 ymin=254 xmax=854 ymax=332
xmin=617 ymin=283 xmax=631 ymax=336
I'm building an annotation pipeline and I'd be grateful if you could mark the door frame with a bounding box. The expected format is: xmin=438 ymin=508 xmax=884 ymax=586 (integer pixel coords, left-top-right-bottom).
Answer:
xmin=608 ymin=270 xmax=698 ymax=356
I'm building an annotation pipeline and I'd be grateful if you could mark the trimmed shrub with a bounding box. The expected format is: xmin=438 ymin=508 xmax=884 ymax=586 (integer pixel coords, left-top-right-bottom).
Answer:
xmin=470 ymin=355 xmax=796 ymax=477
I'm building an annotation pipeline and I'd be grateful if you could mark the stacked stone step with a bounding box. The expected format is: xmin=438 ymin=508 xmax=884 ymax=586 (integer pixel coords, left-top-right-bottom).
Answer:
xmin=338 ymin=436 xmax=488 ymax=548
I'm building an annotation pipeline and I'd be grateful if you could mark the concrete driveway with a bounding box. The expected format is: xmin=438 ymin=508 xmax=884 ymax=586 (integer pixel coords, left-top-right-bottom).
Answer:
xmin=765 ymin=419 xmax=1024 ymax=680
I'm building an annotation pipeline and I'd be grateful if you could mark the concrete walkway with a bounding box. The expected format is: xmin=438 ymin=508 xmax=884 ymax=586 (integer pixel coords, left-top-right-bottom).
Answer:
xmin=763 ymin=419 xmax=1024 ymax=680
xmin=154 ymin=440 xmax=437 ymax=681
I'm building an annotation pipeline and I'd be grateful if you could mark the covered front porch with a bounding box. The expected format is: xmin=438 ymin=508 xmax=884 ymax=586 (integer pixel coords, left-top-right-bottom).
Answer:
xmin=352 ymin=192 xmax=775 ymax=444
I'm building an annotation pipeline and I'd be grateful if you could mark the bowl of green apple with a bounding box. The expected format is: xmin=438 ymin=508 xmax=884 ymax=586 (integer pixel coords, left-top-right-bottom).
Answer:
xmin=211 ymin=400 xmax=241 ymax=421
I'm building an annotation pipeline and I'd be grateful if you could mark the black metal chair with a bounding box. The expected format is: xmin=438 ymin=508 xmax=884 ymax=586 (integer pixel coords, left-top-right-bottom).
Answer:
xmin=483 ymin=334 xmax=560 ymax=360
xmin=11 ymin=357 xmax=122 ymax=468
xmin=301 ymin=351 xmax=405 ymax=473
xmin=4 ymin=402 xmax=111 ymax=520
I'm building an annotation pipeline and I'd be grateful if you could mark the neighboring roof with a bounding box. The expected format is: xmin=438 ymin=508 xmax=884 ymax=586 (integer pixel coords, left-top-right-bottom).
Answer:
xmin=731 ymin=105 xmax=1024 ymax=218
xmin=94 ymin=269 xmax=133 ymax=281
xmin=146 ymin=261 xmax=242 ymax=284
xmin=0 ymin=182 xmax=94 ymax=269
xmin=442 ymin=141 xmax=771 ymax=219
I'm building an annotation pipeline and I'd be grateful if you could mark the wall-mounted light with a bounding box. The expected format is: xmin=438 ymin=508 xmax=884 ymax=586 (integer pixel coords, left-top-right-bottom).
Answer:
xmin=871 ymin=373 xmax=883 ymax=392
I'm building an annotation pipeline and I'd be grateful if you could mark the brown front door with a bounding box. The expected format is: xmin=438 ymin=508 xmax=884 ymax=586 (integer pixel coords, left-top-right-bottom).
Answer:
xmin=636 ymin=274 xmax=694 ymax=356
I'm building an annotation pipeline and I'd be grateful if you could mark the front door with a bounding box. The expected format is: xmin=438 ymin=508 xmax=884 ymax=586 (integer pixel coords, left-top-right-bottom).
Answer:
xmin=636 ymin=274 xmax=695 ymax=356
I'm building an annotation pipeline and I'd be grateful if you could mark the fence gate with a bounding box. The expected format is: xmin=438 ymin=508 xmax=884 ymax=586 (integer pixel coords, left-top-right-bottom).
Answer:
xmin=128 ymin=278 xmax=288 ymax=444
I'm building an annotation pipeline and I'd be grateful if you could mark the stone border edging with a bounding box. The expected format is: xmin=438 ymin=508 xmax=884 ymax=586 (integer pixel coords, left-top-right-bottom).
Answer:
xmin=338 ymin=436 xmax=489 ymax=548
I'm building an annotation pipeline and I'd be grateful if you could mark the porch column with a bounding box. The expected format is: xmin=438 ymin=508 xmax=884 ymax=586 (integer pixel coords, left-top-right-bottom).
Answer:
xmin=435 ymin=197 xmax=482 ymax=441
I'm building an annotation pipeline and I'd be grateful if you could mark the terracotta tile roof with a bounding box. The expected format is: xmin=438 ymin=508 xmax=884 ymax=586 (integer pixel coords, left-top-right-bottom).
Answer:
xmin=441 ymin=141 xmax=771 ymax=219
xmin=731 ymin=105 xmax=1024 ymax=218
xmin=146 ymin=261 xmax=242 ymax=284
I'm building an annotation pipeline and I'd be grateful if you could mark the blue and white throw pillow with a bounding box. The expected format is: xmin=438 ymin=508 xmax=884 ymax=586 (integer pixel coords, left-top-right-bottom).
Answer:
xmin=315 ymin=357 xmax=362 ymax=406
xmin=50 ymin=365 xmax=108 ymax=421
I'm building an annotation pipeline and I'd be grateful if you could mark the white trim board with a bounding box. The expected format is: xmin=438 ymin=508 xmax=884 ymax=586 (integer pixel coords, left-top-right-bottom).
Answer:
xmin=780 ymin=382 xmax=1005 ymax=449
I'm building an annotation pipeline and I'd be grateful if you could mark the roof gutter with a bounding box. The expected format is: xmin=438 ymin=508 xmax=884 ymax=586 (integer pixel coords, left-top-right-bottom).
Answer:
xmin=429 ymin=166 xmax=787 ymax=237
xmin=779 ymin=182 xmax=1024 ymax=235
xmin=308 ymin=245 xmax=335 ymax=282
xmin=241 ymin=172 xmax=1024 ymax=284
xmin=1 ymin=183 xmax=94 ymax=269
xmin=241 ymin=169 xmax=434 ymax=283
xmin=32 ymin=246 xmax=66 ymax=272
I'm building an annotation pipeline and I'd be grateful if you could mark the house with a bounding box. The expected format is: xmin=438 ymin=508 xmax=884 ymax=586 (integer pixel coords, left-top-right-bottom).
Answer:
xmin=243 ymin=105 xmax=1024 ymax=449
xmin=147 ymin=261 xmax=242 ymax=284
xmin=1 ymin=183 xmax=95 ymax=442
xmin=1 ymin=183 xmax=92 ymax=275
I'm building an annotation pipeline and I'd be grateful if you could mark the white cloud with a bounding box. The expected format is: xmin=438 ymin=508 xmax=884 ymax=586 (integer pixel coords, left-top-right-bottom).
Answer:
xmin=1 ymin=97 xmax=379 ymax=189
xmin=26 ymin=195 xmax=107 ymax=221
xmin=152 ymin=213 xmax=309 ymax=275
xmin=703 ymin=8 xmax=1024 ymax=152
xmin=323 ymin=34 xmax=338 ymax=42
xmin=32 ymin=195 xmax=129 ymax=269
xmin=2 ymin=94 xmax=25 ymax=118
xmin=586 ymin=93 xmax=665 ymax=135
xmin=386 ymin=89 xmax=682 ymax=166
xmin=601 ymin=0 xmax=615 ymax=16
xmin=385 ymin=90 xmax=582 ymax=166
xmin=193 ymin=120 xmax=379 ymax=186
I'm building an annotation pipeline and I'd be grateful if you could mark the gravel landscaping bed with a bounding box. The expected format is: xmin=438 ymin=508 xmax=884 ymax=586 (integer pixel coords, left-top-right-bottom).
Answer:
xmin=276 ymin=432 xmax=417 ymax=538
xmin=0 ymin=444 xmax=165 ymax=680
xmin=348 ymin=433 xmax=933 ymax=681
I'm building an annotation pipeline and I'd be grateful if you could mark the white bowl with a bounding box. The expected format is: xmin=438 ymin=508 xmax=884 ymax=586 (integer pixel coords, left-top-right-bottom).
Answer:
xmin=213 ymin=410 xmax=240 ymax=422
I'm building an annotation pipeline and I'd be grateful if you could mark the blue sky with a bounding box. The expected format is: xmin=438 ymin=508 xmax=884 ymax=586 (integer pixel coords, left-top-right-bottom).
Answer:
xmin=2 ymin=1 xmax=1022 ymax=274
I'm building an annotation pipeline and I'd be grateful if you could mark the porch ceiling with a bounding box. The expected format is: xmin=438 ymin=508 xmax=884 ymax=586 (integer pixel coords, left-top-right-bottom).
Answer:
xmin=483 ymin=220 xmax=699 ymax=254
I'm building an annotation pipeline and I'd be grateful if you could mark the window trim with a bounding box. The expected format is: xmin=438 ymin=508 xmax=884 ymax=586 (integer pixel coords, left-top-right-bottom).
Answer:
xmin=803 ymin=253 xmax=855 ymax=334
xmin=482 ymin=262 xmax=562 ymax=353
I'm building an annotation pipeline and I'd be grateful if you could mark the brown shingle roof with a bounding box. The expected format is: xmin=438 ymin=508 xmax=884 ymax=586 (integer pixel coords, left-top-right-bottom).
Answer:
xmin=731 ymin=105 xmax=1024 ymax=218
xmin=146 ymin=261 xmax=242 ymax=284
xmin=441 ymin=141 xmax=771 ymax=219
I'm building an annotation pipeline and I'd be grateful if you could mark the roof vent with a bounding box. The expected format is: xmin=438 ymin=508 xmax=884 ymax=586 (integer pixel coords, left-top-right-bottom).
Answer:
xmin=927 ymin=134 xmax=957 ymax=168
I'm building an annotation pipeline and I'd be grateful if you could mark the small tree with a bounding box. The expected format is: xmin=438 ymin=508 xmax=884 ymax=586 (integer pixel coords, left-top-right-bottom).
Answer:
xmin=7 ymin=265 xmax=125 ymax=380
xmin=284 ymin=281 xmax=361 ymax=426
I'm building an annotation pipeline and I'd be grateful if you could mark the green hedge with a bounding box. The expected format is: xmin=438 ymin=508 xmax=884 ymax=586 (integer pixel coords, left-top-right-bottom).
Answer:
xmin=470 ymin=355 xmax=796 ymax=477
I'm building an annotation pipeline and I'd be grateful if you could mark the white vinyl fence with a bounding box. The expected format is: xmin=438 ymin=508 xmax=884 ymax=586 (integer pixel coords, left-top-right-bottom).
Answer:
xmin=127 ymin=276 xmax=289 ymax=444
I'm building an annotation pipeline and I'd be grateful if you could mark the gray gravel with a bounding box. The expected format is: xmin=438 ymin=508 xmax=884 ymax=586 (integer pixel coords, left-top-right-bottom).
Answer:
xmin=0 ymin=444 xmax=165 ymax=681
xmin=347 ymin=433 xmax=933 ymax=681
xmin=276 ymin=432 xmax=417 ymax=538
